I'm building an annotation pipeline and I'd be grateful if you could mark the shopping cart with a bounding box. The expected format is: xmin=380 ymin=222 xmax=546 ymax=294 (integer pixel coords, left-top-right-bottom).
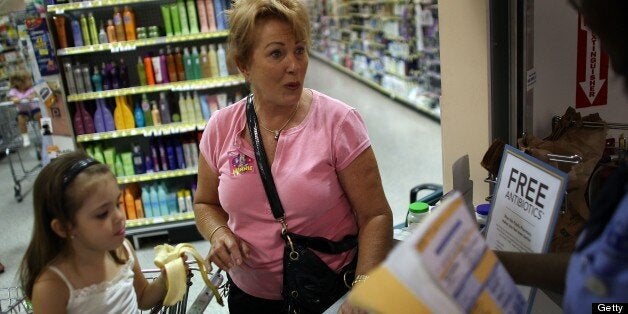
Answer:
xmin=0 ymin=100 xmax=43 ymax=202
xmin=0 ymin=266 xmax=223 ymax=314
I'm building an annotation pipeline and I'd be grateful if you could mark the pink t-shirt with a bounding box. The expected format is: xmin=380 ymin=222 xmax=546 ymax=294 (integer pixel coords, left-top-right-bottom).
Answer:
xmin=8 ymin=87 xmax=39 ymax=111
xmin=199 ymin=89 xmax=370 ymax=300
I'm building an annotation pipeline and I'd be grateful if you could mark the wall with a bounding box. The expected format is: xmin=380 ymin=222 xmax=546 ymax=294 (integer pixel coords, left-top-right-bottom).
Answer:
xmin=439 ymin=0 xmax=491 ymax=205
xmin=533 ymin=1 xmax=628 ymax=138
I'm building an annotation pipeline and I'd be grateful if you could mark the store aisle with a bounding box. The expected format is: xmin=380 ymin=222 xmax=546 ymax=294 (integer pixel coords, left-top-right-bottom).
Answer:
xmin=0 ymin=57 xmax=442 ymax=312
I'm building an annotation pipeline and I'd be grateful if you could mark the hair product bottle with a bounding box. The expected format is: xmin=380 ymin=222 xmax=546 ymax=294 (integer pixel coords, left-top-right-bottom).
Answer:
xmin=191 ymin=46 xmax=200 ymax=80
xmin=192 ymin=91 xmax=202 ymax=122
xmin=119 ymin=59 xmax=129 ymax=88
xmin=98 ymin=22 xmax=108 ymax=44
xmin=150 ymin=141 xmax=160 ymax=172
xmin=73 ymin=101 xmax=86 ymax=135
xmin=207 ymin=44 xmax=218 ymax=77
xmin=177 ymin=0 xmax=190 ymax=35
xmin=159 ymin=49 xmax=169 ymax=83
xmin=200 ymin=93 xmax=210 ymax=120
xmin=106 ymin=19 xmax=116 ymax=42
xmin=79 ymin=14 xmax=91 ymax=46
xmin=53 ymin=15 xmax=68 ymax=48
xmin=132 ymin=143 xmax=145 ymax=174
xmin=205 ymin=0 xmax=216 ymax=31
xmin=81 ymin=65 xmax=93 ymax=93
xmin=196 ymin=0 xmax=208 ymax=33
xmin=217 ymin=43 xmax=228 ymax=76
xmin=124 ymin=188 xmax=137 ymax=220
xmin=186 ymin=92 xmax=196 ymax=122
xmin=166 ymin=46 xmax=177 ymax=83
xmin=212 ymin=0 xmax=224 ymax=30
xmin=70 ymin=17 xmax=84 ymax=47
xmin=149 ymin=184 xmax=160 ymax=216
xmin=77 ymin=101 xmax=95 ymax=133
xmin=143 ymin=54 xmax=155 ymax=85
xmin=178 ymin=93 xmax=187 ymax=122
xmin=142 ymin=185 xmax=153 ymax=217
xmin=161 ymin=5 xmax=173 ymax=36
xmin=141 ymin=94 xmax=153 ymax=126
xmin=169 ymin=4 xmax=181 ymax=36
xmin=73 ymin=64 xmax=85 ymax=93
xmin=200 ymin=45 xmax=210 ymax=78
xmin=91 ymin=65 xmax=103 ymax=91
xmin=136 ymin=56 xmax=147 ymax=86
xmin=183 ymin=47 xmax=193 ymax=81
xmin=174 ymin=47 xmax=186 ymax=81
xmin=151 ymin=101 xmax=161 ymax=126
xmin=122 ymin=6 xmax=136 ymax=40
xmin=159 ymin=92 xmax=172 ymax=124
xmin=109 ymin=62 xmax=120 ymax=89
xmin=134 ymin=101 xmax=145 ymax=128
xmin=93 ymin=99 xmax=106 ymax=132
xmin=113 ymin=7 xmax=126 ymax=41
xmin=158 ymin=139 xmax=168 ymax=171
xmin=87 ymin=12 xmax=99 ymax=45
xmin=186 ymin=0 xmax=199 ymax=34
xmin=63 ymin=63 xmax=77 ymax=94
xmin=151 ymin=54 xmax=163 ymax=84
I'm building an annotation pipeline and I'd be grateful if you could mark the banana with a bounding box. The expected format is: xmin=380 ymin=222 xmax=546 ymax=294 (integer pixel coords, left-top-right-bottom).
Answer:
xmin=154 ymin=243 xmax=224 ymax=306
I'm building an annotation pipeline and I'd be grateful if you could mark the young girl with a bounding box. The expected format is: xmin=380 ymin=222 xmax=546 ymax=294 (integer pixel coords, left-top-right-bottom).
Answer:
xmin=19 ymin=152 xmax=167 ymax=313
xmin=8 ymin=71 xmax=42 ymax=147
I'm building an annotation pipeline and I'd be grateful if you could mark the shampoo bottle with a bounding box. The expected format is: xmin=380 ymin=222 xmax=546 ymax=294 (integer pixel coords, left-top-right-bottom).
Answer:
xmin=178 ymin=93 xmax=188 ymax=122
xmin=191 ymin=46 xmax=200 ymax=80
xmin=151 ymin=54 xmax=163 ymax=84
xmin=79 ymin=14 xmax=91 ymax=46
xmin=200 ymin=93 xmax=210 ymax=120
xmin=99 ymin=98 xmax=116 ymax=131
xmin=150 ymin=184 xmax=160 ymax=217
xmin=142 ymin=185 xmax=153 ymax=218
xmin=87 ymin=12 xmax=99 ymax=45
xmin=200 ymin=45 xmax=210 ymax=78
xmin=98 ymin=22 xmax=108 ymax=44
xmin=159 ymin=49 xmax=169 ymax=83
xmin=196 ymin=0 xmax=208 ymax=33
xmin=143 ymin=55 xmax=156 ymax=85
xmin=124 ymin=188 xmax=137 ymax=220
xmin=174 ymin=47 xmax=186 ymax=81
xmin=161 ymin=5 xmax=173 ymax=36
xmin=106 ymin=19 xmax=116 ymax=43
xmin=81 ymin=65 xmax=93 ymax=93
xmin=186 ymin=0 xmax=199 ymax=34
xmin=177 ymin=0 xmax=190 ymax=35
xmin=158 ymin=92 xmax=172 ymax=124
xmin=53 ymin=15 xmax=68 ymax=48
xmin=175 ymin=140 xmax=186 ymax=169
xmin=158 ymin=139 xmax=168 ymax=171
xmin=122 ymin=6 xmax=136 ymax=40
xmin=205 ymin=0 xmax=217 ymax=31
xmin=93 ymin=99 xmax=106 ymax=132
xmin=91 ymin=65 xmax=103 ymax=91
xmin=134 ymin=101 xmax=145 ymax=127
xmin=73 ymin=102 xmax=85 ymax=135
xmin=113 ymin=7 xmax=126 ymax=41
xmin=141 ymin=94 xmax=153 ymax=126
xmin=132 ymin=143 xmax=145 ymax=174
xmin=183 ymin=47 xmax=193 ymax=81
xmin=208 ymin=44 xmax=218 ymax=77
xmin=151 ymin=101 xmax=162 ymax=126
xmin=64 ymin=63 xmax=77 ymax=94
xmin=119 ymin=59 xmax=129 ymax=88
xmin=150 ymin=140 xmax=160 ymax=172
xmin=101 ymin=62 xmax=111 ymax=90
xmin=217 ymin=43 xmax=228 ymax=76
xmin=136 ymin=56 xmax=147 ymax=86
xmin=170 ymin=4 xmax=182 ymax=36
xmin=70 ymin=17 xmax=84 ymax=47
xmin=73 ymin=65 xmax=85 ymax=94
xmin=158 ymin=183 xmax=169 ymax=216
xmin=166 ymin=46 xmax=177 ymax=83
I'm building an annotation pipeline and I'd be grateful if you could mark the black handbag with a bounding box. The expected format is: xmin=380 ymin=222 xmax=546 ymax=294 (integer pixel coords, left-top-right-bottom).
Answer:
xmin=245 ymin=94 xmax=358 ymax=314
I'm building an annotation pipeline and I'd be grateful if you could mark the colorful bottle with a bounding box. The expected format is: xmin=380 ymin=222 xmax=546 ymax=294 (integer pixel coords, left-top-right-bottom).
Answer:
xmin=91 ymin=65 xmax=103 ymax=91
xmin=217 ymin=43 xmax=228 ymax=76
xmin=151 ymin=101 xmax=162 ymax=126
xmin=73 ymin=65 xmax=85 ymax=94
xmin=205 ymin=0 xmax=217 ymax=31
xmin=132 ymin=143 xmax=145 ymax=174
xmin=98 ymin=22 xmax=108 ymax=44
xmin=136 ymin=56 xmax=147 ymax=86
xmin=151 ymin=54 xmax=163 ymax=84
xmin=170 ymin=4 xmax=182 ymax=36
xmin=149 ymin=184 xmax=159 ymax=217
xmin=119 ymin=59 xmax=129 ymax=88
xmin=135 ymin=198 xmax=144 ymax=219
xmin=161 ymin=5 xmax=173 ymax=37
xmin=177 ymin=0 xmax=190 ymax=35
xmin=122 ymin=96 xmax=135 ymax=128
xmin=158 ymin=92 xmax=172 ymax=124
xmin=141 ymin=94 xmax=153 ymax=126
xmin=186 ymin=92 xmax=196 ymax=122
xmin=142 ymin=186 xmax=153 ymax=217
xmin=73 ymin=102 xmax=86 ymax=135
xmin=143 ymin=55 xmax=156 ymax=85
xmin=109 ymin=62 xmax=120 ymax=89
xmin=122 ymin=6 xmax=136 ymax=40
xmin=81 ymin=65 xmax=93 ymax=93
xmin=159 ymin=49 xmax=169 ymax=83
xmin=70 ymin=17 xmax=84 ymax=47
xmin=101 ymin=62 xmax=111 ymax=90
xmin=196 ymin=0 xmax=208 ymax=33
xmin=87 ymin=12 xmax=99 ymax=45
xmin=200 ymin=93 xmax=210 ymax=120
xmin=193 ymin=91 xmax=202 ymax=122
xmin=184 ymin=190 xmax=193 ymax=213
xmin=200 ymin=45 xmax=210 ymax=78
xmin=134 ymin=101 xmax=145 ymax=127
xmin=150 ymin=141 xmax=160 ymax=172
xmin=178 ymin=93 xmax=188 ymax=122
xmin=191 ymin=46 xmax=201 ymax=80
xmin=93 ymin=99 xmax=106 ymax=132
xmin=208 ymin=44 xmax=218 ymax=77
xmin=166 ymin=140 xmax=177 ymax=170
xmin=113 ymin=7 xmax=126 ymax=41
xmin=212 ymin=0 xmax=225 ymax=30
xmin=106 ymin=19 xmax=117 ymax=43
xmin=186 ymin=0 xmax=199 ymax=34
xmin=177 ymin=190 xmax=186 ymax=212
xmin=183 ymin=47 xmax=193 ymax=80
xmin=166 ymin=46 xmax=178 ymax=83
xmin=158 ymin=139 xmax=168 ymax=171
xmin=53 ymin=15 xmax=69 ymax=48
xmin=124 ymin=188 xmax=137 ymax=220
xmin=64 ymin=63 xmax=77 ymax=94
xmin=95 ymin=98 xmax=116 ymax=131
xmin=174 ymin=47 xmax=186 ymax=81
xmin=175 ymin=140 xmax=186 ymax=169
xmin=157 ymin=183 xmax=169 ymax=216
xmin=80 ymin=14 xmax=91 ymax=46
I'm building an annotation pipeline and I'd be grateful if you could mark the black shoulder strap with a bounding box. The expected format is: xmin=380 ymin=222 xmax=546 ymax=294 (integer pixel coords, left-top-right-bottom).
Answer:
xmin=245 ymin=94 xmax=285 ymax=220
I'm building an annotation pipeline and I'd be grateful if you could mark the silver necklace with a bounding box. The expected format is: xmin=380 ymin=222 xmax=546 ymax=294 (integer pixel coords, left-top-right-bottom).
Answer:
xmin=257 ymin=101 xmax=300 ymax=140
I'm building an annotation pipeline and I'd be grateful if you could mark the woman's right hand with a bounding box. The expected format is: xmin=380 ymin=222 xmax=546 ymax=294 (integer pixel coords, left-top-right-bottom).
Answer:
xmin=208 ymin=227 xmax=250 ymax=271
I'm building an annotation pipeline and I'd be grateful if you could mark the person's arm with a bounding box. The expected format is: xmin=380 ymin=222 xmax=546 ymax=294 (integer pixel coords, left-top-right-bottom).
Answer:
xmin=31 ymin=269 xmax=70 ymax=314
xmin=194 ymin=154 xmax=249 ymax=270
xmin=494 ymin=251 xmax=571 ymax=294
xmin=127 ymin=240 xmax=166 ymax=310
xmin=338 ymin=147 xmax=393 ymax=277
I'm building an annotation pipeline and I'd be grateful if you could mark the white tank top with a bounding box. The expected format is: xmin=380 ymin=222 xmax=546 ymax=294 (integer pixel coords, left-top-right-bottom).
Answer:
xmin=48 ymin=242 xmax=139 ymax=314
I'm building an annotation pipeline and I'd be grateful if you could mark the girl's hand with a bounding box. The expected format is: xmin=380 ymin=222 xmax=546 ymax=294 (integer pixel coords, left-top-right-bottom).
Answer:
xmin=207 ymin=227 xmax=250 ymax=271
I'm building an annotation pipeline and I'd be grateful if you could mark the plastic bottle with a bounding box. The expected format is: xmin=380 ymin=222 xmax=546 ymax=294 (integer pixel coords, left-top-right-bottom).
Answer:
xmin=192 ymin=91 xmax=202 ymax=122
xmin=199 ymin=45 xmax=210 ymax=78
xmin=97 ymin=98 xmax=116 ymax=131
xmin=79 ymin=14 xmax=91 ymax=46
xmin=407 ymin=202 xmax=429 ymax=230
xmin=207 ymin=44 xmax=218 ymax=77
xmin=93 ymin=99 xmax=106 ymax=132
xmin=216 ymin=43 xmax=228 ymax=77
xmin=98 ymin=21 xmax=108 ymax=44
xmin=212 ymin=0 xmax=225 ymax=30
xmin=81 ymin=65 xmax=93 ymax=93
xmin=158 ymin=140 xmax=168 ymax=171
xmin=101 ymin=62 xmax=111 ymax=90
xmin=122 ymin=6 xmax=136 ymax=40
xmin=132 ymin=143 xmax=145 ymax=174
xmin=159 ymin=49 xmax=170 ymax=83
xmin=143 ymin=55 xmax=156 ymax=85
xmin=70 ymin=17 xmax=84 ymax=47
xmin=182 ymin=141 xmax=193 ymax=170
xmin=142 ymin=185 xmax=153 ymax=217
xmin=73 ymin=65 xmax=85 ymax=93
xmin=106 ymin=19 xmax=116 ymax=43
xmin=183 ymin=47 xmax=193 ymax=81
xmin=166 ymin=140 xmax=177 ymax=170
xmin=73 ymin=102 xmax=86 ymax=135
xmin=174 ymin=47 xmax=186 ymax=81
xmin=177 ymin=190 xmax=186 ymax=213
xmin=200 ymin=93 xmax=210 ymax=120
xmin=177 ymin=0 xmax=190 ymax=35
xmin=205 ymin=0 xmax=216 ymax=31
xmin=63 ymin=63 xmax=77 ymax=94
xmin=134 ymin=198 xmax=144 ymax=219
xmin=134 ymin=101 xmax=145 ymax=128
xmin=169 ymin=4 xmax=182 ymax=36
xmin=186 ymin=0 xmax=199 ymax=34
xmin=136 ymin=56 xmax=147 ymax=86
xmin=151 ymin=54 xmax=163 ymax=84
xmin=151 ymin=101 xmax=162 ymax=126
xmin=124 ymin=188 xmax=137 ymax=220
xmin=80 ymin=102 xmax=96 ymax=134
xmin=119 ymin=59 xmax=129 ymax=88
xmin=53 ymin=15 xmax=68 ymax=48
xmin=159 ymin=92 xmax=172 ymax=124
xmin=113 ymin=7 xmax=126 ymax=41
xmin=166 ymin=46 xmax=178 ymax=83
xmin=150 ymin=184 xmax=160 ymax=217
xmin=196 ymin=0 xmax=208 ymax=33
xmin=189 ymin=140 xmax=199 ymax=167
xmin=178 ymin=93 xmax=187 ymax=122
xmin=184 ymin=190 xmax=193 ymax=213
xmin=87 ymin=12 xmax=99 ymax=46
xmin=141 ymin=94 xmax=153 ymax=126
xmin=175 ymin=140 xmax=186 ymax=168
xmin=91 ymin=65 xmax=102 ymax=91
xmin=161 ymin=5 xmax=173 ymax=37
xmin=191 ymin=46 xmax=200 ymax=80
xmin=475 ymin=204 xmax=491 ymax=231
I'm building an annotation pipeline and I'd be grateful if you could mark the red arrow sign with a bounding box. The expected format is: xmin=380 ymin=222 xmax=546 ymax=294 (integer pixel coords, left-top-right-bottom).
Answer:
xmin=576 ymin=14 xmax=609 ymax=108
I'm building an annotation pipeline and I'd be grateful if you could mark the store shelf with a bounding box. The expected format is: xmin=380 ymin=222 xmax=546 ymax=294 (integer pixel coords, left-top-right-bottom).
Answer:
xmin=117 ymin=167 xmax=197 ymax=185
xmin=57 ymin=31 xmax=229 ymax=56
xmin=66 ymin=74 xmax=245 ymax=102
xmin=311 ymin=50 xmax=440 ymax=121
xmin=47 ymin=0 xmax=159 ymax=14
xmin=126 ymin=211 xmax=195 ymax=229
xmin=76 ymin=121 xmax=206 ymax=142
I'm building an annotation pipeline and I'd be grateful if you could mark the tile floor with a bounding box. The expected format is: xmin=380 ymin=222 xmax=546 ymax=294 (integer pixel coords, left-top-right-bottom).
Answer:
xmin=0 ymin=57 xmax=443 ymax=312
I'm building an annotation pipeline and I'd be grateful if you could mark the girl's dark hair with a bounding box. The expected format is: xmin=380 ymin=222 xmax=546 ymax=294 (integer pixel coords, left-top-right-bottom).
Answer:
xmin=19 ymin=151 xmax=120 ymax=299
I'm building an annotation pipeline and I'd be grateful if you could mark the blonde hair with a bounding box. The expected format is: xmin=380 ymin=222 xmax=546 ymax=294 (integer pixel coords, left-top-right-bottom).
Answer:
xmin=226 ymin=0 xmax=311 ymax=68
xmin=9 ymin=71 xmax=32 ymax=88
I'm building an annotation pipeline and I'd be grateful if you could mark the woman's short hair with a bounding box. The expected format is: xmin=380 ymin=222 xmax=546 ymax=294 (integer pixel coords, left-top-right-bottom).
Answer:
xmin=226 ymin=0 xmax=311 ymax=68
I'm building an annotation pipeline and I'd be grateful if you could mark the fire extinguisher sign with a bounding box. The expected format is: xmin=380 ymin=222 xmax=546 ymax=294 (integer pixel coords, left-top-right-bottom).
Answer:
xmin=575 ymin=13 xmax=609 ymax=108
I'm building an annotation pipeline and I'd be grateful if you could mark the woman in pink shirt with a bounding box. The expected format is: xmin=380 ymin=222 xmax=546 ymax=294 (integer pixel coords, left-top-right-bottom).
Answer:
xmin=193 ymin=0 xmax=393 ymax=313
